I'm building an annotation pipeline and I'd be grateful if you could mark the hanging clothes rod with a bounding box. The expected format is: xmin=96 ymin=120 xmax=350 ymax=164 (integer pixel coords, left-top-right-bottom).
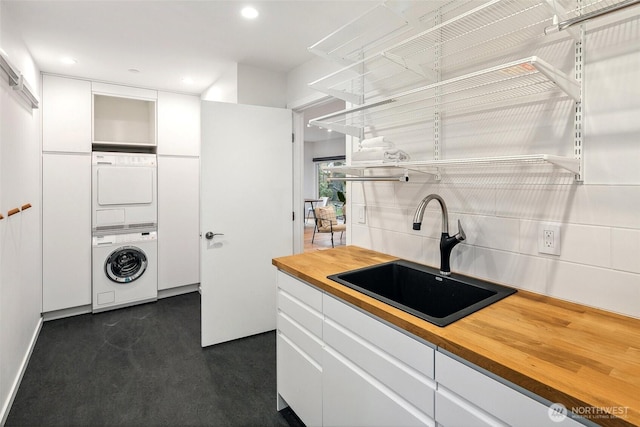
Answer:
xmin=0 ymin=50 xmax=39 ymax=109
xmin=557 ymin=0 xmax=640 ymax=31
xmin=327 ymin=173 xmax=409 ymax=182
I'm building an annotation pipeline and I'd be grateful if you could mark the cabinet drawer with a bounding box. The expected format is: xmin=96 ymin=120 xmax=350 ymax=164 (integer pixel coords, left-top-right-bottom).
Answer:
xmin=323 ymin=348 xmax=434 ymax=427
xmin=278 ymin=289 xmax=323 ymax=339
xmin=277 ymin=334 xmax=322 ymax=427
xmin=435 ymin=351 xmax=583 ymax=427
xmin=435 ymin=389 xmax=500 ymax=427
xmin=277 ymin=271 xmax=322 ymax=312
xmin=323 ymin=294 xmax=434 ymax=379
xmin=324 ymin=318 xmax=435 ymax=418
xmin=278 ymin=312 xmax=323 ymax=365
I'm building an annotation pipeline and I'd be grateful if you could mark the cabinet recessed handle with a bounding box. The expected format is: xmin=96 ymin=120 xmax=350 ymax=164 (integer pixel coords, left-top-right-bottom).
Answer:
xmin=21 ymin=203 xmax=32 ymax=211
xmin=8 ymin=208 xmax=20 ymax=217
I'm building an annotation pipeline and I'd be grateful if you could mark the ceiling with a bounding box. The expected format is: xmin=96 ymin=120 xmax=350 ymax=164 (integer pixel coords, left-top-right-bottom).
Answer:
xmin=3 ymin=0 xmax=377 ymax=95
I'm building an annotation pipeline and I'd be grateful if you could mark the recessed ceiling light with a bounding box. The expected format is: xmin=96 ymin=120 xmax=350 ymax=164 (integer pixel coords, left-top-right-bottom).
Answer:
xmin=60 ymin=57 xmax=77 ymax=65
xmin=181 ymin=77 xmax=194 ymax=85
xmin=241 ymin=6 xmax=259 ymax=19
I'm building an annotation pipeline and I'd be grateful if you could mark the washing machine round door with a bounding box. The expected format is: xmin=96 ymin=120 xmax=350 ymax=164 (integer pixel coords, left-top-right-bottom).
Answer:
xmin=105 ymin=246 xmax=148 ymax=283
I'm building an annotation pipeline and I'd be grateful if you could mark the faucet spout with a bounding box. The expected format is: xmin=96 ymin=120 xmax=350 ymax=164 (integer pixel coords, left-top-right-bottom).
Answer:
xmin=412 ymin=194 xmax=448 ymax=232
xmin=412 ymin=194 xmax=466 ymax=276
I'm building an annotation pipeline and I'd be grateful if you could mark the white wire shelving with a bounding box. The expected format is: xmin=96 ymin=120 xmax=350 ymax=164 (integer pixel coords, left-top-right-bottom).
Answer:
xmin=307 ymin=0 xmax=640 ymax=183
xmin=308 ymin=0 xmax=556 ymax=105
xmin=309 ymin=56 xmax=580 ymax=138
xmin=323 ymin=154 xmax=580 ymax=182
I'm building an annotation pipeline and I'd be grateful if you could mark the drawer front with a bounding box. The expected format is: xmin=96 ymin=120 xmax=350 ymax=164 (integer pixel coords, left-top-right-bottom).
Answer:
xmin=323 ymin=348 xmax=434 ymax=427
xmin=323 ymin=293 xmax=435 ymax=378
xmin=278 ymin=312 xmax=323 ymax=365
xmin=277 ymin=334 xmax=322 ymax=427
xmin=435 ymin=389 xmax=500 ymax=427
xmin=324 ymin=318 xmax=435 ymax=418
xmin=278 ymin=288 xmax=323 ymax=338
xmin=277 ymin=271 xmax=322 ymax=312
xmin=435 ymin=352 xmax=583 ymax=427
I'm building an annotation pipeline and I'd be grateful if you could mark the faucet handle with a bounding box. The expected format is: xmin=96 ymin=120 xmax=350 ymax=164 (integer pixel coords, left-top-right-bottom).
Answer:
xmin=456 ymin=219 xmax=466 ymax=241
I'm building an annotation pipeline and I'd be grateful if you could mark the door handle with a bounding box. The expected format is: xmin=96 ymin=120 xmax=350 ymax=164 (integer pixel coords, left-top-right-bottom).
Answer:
xmin=205 ymin=232 xmax=224 ymax=240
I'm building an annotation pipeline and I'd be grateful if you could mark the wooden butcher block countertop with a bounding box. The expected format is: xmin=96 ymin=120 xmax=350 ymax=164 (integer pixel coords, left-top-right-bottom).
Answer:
xmin=273 ymin=246 xmax=640 ymax=427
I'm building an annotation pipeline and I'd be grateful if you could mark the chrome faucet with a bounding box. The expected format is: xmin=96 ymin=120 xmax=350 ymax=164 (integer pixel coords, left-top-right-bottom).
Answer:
xmin=412 ymin=194 xmax=466 ymax=276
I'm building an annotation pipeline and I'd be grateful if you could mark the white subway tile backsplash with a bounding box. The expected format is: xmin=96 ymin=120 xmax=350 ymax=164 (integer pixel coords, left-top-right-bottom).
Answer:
xmin=472 ymin=247 xmax=549 ymax=294
xmin=365 ymin=205 xmax=410 ymax=234
xmin=464 ymin=215 xmax=520 ymax=252
xmin=546 ymin=260 xmax=640 ymax=319
xmin=611 ymin=228 xmax=640 ymax=274
xmin=560 ymin=224 xmax=611 ymax=268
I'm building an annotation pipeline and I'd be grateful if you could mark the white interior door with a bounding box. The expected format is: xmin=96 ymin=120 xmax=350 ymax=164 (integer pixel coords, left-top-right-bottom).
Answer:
xmin=201 ymin=101 xmax=293 ymax=347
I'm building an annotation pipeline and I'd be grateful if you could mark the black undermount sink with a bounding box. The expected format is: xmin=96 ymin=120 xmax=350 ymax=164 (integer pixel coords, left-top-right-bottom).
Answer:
xmin=328 ymin=260 xmax=517 ymax=327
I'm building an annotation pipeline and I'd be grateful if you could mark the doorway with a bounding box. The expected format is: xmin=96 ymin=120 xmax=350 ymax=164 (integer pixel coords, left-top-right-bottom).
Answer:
xmin=297 ymin=99 xmax=347 ymax=252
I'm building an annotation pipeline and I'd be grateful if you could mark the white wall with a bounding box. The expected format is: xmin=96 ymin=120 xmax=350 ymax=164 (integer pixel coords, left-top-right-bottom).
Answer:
xmin=289 ymin=14 xmax=640 ymax=319
xmin=202 ymin=63 xmax=287 ymax=108
xmin=0 ymin=2 xmax=43 ymax=423
xmin=201 ymin=62 xmax=238 ymax=103
xmin=237 ymin=64 xmax=287 ymax=108
xmin=286 ymin=56 xmax=342 ymax=109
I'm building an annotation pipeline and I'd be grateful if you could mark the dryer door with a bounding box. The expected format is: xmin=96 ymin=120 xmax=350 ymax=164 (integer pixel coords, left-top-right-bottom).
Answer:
xmin=105 ymin=246 xmax=148 ymax=283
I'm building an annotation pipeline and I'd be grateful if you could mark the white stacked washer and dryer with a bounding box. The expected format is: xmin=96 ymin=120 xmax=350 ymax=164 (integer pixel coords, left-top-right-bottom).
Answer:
xmin=91 ymin=152 xmax=158 ymax=313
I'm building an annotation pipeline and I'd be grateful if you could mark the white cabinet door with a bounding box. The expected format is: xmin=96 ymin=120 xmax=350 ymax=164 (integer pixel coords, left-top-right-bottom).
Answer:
xmin=42 ymin=75 xmax=91 ymax=153
xmin=42 ymin=153 xmax=92 ymax=312
xmin=157 ymin=156 xmax=200 ymax=290
xmin=157 ymin=91 xmax=200 ymax=156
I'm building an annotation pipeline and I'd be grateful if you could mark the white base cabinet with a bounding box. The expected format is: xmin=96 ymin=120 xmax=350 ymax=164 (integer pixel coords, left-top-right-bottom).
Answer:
xmin=276 ymin=270 xmax=589 ymax=427
xmin=42 ymin=153 xmax=91 ymax=312
xmin=276 ymin=271 xmax=436 ymax=427
xmin=323 ymin=294 xmax=436 ymax=427
xmin=276 ymin=271 xmax=323 ymax=426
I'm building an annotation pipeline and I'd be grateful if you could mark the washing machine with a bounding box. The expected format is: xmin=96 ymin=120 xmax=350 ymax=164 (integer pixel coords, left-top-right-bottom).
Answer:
xmin=92 ymin=230 xmax=158 ymax=313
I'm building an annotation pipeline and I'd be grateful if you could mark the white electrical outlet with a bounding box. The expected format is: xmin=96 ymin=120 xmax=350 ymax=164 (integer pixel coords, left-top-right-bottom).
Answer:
xmin=538 ymin=223 xmax=561 ymax=255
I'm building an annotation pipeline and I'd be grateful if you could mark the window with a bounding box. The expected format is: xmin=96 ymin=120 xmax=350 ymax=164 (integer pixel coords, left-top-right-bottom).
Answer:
xmin=315 ymin=157 xmax=346 ymax=218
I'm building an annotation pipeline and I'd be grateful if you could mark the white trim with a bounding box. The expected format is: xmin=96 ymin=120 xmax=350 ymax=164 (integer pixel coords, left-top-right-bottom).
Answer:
xmin=1 ymin=317 xmax=43 ymax=425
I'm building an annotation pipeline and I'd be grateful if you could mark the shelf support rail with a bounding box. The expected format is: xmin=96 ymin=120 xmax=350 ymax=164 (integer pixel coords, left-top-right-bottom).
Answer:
xmin=0 ymin=50 xmax=39 ymax=109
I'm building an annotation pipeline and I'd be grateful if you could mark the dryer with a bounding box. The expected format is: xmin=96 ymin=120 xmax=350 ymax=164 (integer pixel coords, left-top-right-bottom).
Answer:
xmin=92 ymin=231 xmax=157 ymax=312
xmin=92 ymin=152 xmax=157 ymax=232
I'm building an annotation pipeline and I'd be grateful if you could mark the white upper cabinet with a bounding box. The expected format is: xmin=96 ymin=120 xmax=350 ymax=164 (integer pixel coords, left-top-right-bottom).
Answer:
xmin=42 ymin=75 xmax=92 ymax=153
xmin=157 ymin=91 xmax=201 ymax=156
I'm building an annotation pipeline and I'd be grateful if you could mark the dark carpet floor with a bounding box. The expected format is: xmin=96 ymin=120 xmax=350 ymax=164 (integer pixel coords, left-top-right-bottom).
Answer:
xmin=6 ymin=292 xmax=302 ymax=426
